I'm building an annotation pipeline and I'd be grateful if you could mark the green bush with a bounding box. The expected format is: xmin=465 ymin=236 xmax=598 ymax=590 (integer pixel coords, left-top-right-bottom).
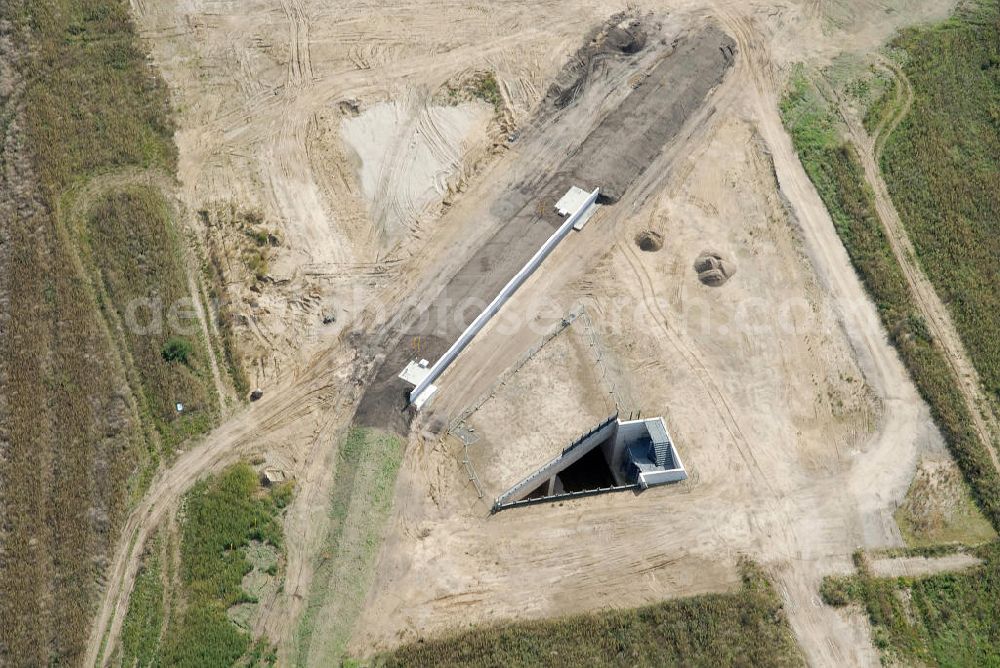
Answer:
xmin=86 ymin=187 xmax=218 ymax=440
xmin=161 ymin=337 xmax=193 ymax=364
xmin=471 ymin=72 xmax=503 ymax=110
xmin=819 ymin=545 xmax=1000 ymax=666
xmin=880 ymin=0 xmax=1000 ymax=410
xmin=152 ymin=463 xmax=287 ymax=667
xmin=819 ymin=576 xmax=859 ymax=606
xmin=119 ymin=535 xmax=165 ymax=666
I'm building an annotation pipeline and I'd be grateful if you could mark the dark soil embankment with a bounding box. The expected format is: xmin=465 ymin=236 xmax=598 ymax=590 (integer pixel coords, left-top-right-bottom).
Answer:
xmin=543 ymin=14 xmax=649 ymax=110
xmin=354 ymin=20 xmax=736 ymax=434
xmin=571 ymin=25 xmax=736 ymax=202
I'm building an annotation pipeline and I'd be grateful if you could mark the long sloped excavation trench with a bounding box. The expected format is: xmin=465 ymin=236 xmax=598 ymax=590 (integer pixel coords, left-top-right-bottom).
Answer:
xmin=354 ymin=18 xmax=736 ymax=434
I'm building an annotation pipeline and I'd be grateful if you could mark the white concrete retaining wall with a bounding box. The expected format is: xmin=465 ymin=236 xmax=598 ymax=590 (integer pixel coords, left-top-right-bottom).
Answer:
xmin=410 ymin=187 xmax=600 ymax=404
xmin=638 ymin=468 xmax=688 ymax=488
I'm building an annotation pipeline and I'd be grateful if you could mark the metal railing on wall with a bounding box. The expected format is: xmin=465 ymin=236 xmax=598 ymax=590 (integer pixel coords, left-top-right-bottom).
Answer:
xmin=447 ymin=306 xmax=584 ymax=433
xmin=493 ymin=412 xmax=619 ymax=509
xmin=447 ymin=307 xmax=586 ymax=503
xmin=577 ymin=310 xmax=633 ymax=414
xmin=493 ymin=483 xmax=639 ymax=513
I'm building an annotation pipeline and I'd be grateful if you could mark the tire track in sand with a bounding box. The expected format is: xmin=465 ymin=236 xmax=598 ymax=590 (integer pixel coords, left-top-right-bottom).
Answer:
xmin=616 ymin=239 xmax=775 ymax=493
xmin=282 ymin=0 xmax=314 ymax=86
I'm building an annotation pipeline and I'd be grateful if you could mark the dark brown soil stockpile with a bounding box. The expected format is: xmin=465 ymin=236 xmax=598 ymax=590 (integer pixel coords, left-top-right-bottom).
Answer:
xmin=571 ymin=25 xmax=737 ymax=202
xmin=694 ymin=249 xmax=736 ymax=286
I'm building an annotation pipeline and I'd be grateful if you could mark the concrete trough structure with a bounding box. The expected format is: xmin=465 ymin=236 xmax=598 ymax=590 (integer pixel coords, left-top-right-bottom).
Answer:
xmin=493 ymin=414 xmax=687 ymax=511
xmin=406 ymin=187 xmax=600 ymax=407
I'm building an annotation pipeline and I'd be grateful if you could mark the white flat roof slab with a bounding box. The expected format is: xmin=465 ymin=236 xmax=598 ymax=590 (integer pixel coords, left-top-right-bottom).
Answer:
xmin=572 ymin=204 xmax=598 ymax=231
xmin=555 ymin=186 xmax=592 ymax=217
xmin=398 ymin=359 xmax=432 ymax=386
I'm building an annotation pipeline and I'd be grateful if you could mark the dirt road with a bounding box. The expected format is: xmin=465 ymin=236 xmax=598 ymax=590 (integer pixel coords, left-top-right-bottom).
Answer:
xmin=730 ymin=15 xmax=919 ymax=664
xmin=83 ymin=338 xmax=362 ymax=666
xmin=869 ymin=552 xmax=982 ymax=578
xmin=840 ymin=64 xmax=1000 ymax=470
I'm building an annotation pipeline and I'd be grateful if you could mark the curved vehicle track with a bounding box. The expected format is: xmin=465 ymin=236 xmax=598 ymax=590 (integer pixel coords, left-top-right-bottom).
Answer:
xmin=843 ymin=64 xmax=1000 ymax=471
xmin=713 ymin=7 xmax=921 ymax=665
xmin=59 ymin=168 xmax=232 ymax=411
xmin=617 ymin=239 xmax=773 ymax=490
xmin=83 ymin=343 xmax=353 ymax=666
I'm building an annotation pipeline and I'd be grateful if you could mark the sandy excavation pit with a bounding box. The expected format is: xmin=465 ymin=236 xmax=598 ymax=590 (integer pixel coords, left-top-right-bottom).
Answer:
xmin=693 ymin=248 xmax=736 ymax=285
xmin=339 ymin=98 xmax=493 ymax=246
xmin=635 ymin=229 xmax=664 ymax=251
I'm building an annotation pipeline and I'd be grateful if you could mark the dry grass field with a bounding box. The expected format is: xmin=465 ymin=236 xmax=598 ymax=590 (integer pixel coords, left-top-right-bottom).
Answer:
xmin=0 ymin=2 xmax=226 ymax=664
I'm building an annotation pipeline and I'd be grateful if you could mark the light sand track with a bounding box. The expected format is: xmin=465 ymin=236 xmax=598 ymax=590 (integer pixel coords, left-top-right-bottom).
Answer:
xmin=716 ymin=9 xmax=925 ymax=663
xmin=870 ymin=57 xmax=913 ymax=156
xmin=91 ymin=1 xmax=967 ymax=665
xmin=281 ymin=0 xmax=314 ymax=86
xmin=838 ymin=65 xmax=1000 ymax=472
xmin=869 ymin=552 xmax=982 ymax=578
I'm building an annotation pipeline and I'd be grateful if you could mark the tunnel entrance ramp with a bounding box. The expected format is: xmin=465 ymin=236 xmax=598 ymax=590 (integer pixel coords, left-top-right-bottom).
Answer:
xmin=492 ymin=413 xmax=687 ymax=512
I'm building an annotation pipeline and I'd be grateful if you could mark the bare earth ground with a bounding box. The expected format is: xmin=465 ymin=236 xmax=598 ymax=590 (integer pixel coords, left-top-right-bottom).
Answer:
xmin=467 ymin=326 xmax=617 ymax=491
xmin=85 ymin=0 xmax=968 ymax=665
xmin=868 ymin=553 xmax=982 ymax=578
xmin=352 ymin=85 xmax=942 ymax=667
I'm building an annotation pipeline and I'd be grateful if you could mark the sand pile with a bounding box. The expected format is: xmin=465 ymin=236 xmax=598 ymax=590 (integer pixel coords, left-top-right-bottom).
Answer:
xmin=694 ymin=249 xmax=736 ymax=286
